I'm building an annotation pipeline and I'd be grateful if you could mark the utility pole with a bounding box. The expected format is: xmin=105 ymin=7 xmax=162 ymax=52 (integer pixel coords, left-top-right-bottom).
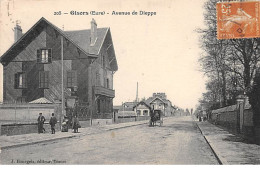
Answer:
xmin=136 ymin=82 xmax=139 ymax=118
xmin=136 ymin=82 xmax=139 ymax=103
xmin=61 ymin=35 xmax=64 ymax=129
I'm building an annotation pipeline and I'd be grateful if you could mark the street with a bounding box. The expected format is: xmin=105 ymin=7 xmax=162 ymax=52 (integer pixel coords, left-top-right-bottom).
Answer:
xmin=0 ymin=116 xmax=219 ymax=164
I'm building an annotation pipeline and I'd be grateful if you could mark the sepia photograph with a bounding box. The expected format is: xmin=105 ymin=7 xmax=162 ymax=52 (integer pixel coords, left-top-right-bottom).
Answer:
xmin=0 ymin=0 xmax=259 ymax=165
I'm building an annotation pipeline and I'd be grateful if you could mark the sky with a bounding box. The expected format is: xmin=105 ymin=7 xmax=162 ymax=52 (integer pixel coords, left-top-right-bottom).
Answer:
xmin=0 ymin=0 xmax=207 ymax=109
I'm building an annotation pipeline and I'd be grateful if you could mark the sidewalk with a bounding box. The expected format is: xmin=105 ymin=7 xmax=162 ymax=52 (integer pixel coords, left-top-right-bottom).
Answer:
xmin=0 ymin=120 xmax=148 ymax=150
xmin=196 ymin=121 xmax=260 ymax=164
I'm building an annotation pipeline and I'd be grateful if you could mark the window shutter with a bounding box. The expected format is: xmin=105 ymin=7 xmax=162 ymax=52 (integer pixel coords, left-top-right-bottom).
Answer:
xmin=46 ymin=71 xmax=49 ymax=88
xmin=67 ymin=71 xmax=72 ymax=88
xmin=102 ymin=55 xmax=105 ymax=68
xmin=107 ymin=78 xmax=109 ymax=89
xmin=39 ymin=71 xmax=48 ymax=88
xmin=22 ymin=73 xmax=26 ymax=88
xmin=66 ymin=71 xmax=69 ymax=88
xmin=73 ymin=71 xmax=77 ymax=87
xmin=37 ymin=49 xmax=41 ymax=63
xmin=39 ymin=71 xmax=42 ymax=88
xmin=14 ymin=73 xmax=18 ymax=89
xmin=48 ymin=49 xmax=52 ymax=63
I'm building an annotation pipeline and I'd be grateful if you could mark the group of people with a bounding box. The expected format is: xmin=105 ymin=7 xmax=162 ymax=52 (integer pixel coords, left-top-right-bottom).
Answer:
xmin=61 ymin=115 xmax=80 ymax=133
xmin=37 ymin=113 xmax=80 ymax=134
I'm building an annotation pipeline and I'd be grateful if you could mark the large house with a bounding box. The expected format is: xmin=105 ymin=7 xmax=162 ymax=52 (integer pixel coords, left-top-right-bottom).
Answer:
xmin=144 ymin=93 xmax=176 ymax=116
xmin=0 ymin=17 xmax=118 ymax=120
xmin=119 ymin=93 xmax=176 ymax=117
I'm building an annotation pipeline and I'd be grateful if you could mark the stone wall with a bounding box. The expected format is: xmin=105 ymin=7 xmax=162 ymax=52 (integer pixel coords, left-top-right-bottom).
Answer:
xmin=91 ymin=119 xmax=113 ymax=126
xmin=242 ymin=109 xmax=254 ymax=141
xmin=116 ymin=116 xmax=150 ymax=124
xmin=117 ymin=117 xmax=136 ymax=123
xmin=0 ymin=103 xmax=56 ymax=123
xmin=0 ymin=106 xmax=150 ymax=136
xmin=210 ymin=104 xmax=254 ymax=140
xmin=1 ymin=122 xmax=61 ymax=136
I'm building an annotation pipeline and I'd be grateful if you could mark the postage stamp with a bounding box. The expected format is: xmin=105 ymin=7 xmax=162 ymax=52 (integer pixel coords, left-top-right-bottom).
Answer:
xmin=217 ymin=1 xmax=260 ymax=39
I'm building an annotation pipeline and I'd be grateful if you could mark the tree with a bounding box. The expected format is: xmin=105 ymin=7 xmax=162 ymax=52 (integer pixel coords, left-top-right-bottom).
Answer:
xmin=248 ymin=69 xmax=260 ymax=144
xmin=228 ymin=39 xmax=260 ymax=93
xmin=185 ymin=109 xmax=190 ymax=116
xmin=249 ymin=69 xmax=260 ymax=127
xmin=198 ymin=0 xmax=260 ymax=109
xmin=198 ymin=0 xmax=231 ymax=107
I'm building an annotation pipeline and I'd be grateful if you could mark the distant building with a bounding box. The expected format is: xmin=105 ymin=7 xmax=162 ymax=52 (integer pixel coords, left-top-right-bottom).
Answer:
xmin=133 ymin=101 xmax=151 ymax=116
xmin=115 ymin=93 xmax=176 ymax=117
xmin=122 ymin=102 xmax=136 ymax=111
xmin=145 ymin=93 xmax=176 ymax=116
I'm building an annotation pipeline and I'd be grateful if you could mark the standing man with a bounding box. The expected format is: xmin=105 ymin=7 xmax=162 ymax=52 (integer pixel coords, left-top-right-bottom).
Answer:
xmin=37 ymin=113 xmax=46 ymax=133
xmin=49 ymin=113 xmax=57 ymax=134
xmin=71 ymin=115 xmax=80 ymax=133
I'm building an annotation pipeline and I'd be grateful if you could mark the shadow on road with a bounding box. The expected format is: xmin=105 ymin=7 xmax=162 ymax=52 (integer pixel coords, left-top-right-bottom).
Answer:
xmin=160 ymin=121 xmax=199 ymax=133
xmin=223 ymin=135 xmax=255 ymax=144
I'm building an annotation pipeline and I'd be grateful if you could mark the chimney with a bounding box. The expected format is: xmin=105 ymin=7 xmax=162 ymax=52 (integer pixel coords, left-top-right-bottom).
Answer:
xmin=14 ymin=24 xmax=23 ymax=42
xmin=90 ymin=18 xmax=97 ymax=46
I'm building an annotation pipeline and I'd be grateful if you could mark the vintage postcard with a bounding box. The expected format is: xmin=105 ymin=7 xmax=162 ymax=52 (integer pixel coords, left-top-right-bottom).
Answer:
xmin=0 ymin=0 xmax=260 ymax=166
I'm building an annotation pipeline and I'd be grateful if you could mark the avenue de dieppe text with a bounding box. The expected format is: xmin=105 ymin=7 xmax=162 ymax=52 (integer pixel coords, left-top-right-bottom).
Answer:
xmin=54 ymin=10 xmax=156 ymax=16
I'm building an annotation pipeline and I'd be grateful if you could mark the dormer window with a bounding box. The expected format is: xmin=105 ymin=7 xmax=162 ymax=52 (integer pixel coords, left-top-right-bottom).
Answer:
xmin=37 ymin=49 xmax=52 ymax=63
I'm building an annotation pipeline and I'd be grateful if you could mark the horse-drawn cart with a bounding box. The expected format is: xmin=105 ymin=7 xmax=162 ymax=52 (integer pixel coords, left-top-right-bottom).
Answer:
xmin=149 ymin=109 xmax=163 ymax=127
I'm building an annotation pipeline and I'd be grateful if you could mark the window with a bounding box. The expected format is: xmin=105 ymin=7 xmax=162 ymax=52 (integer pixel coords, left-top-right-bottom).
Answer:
xmin=96 ymin=72 xmax=100 ymax=86
xmin=17 ymin=97 xmax=26 ymax=103
xmin=143 ymin=110 xmax=148 ymax=116
xmin=97 ymin=99 xmax=101 ymax=113
xmin=37 ymin=49 xmax=52 ymax=63
xmin=14 ymin=72 xmax=27 ymax=89
xmin=39 ymin=71 xmax=49 ymax=88
xmin=100 ymin=54 xmax=105 ymax=68
xmin=102 ymin=55 xmax=105 ymax=68
xmin=67 ymin=71 xmax=77 ymax=88
xmin=106 ymin=78 xmax=109 ymax=89
xmin=100 ymin=53 xmax=103 ymax=65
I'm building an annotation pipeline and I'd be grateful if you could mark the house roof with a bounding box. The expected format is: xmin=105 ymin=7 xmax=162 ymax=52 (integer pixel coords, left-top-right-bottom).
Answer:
xmin=0 ymin=17 xmax=118 ymax=71
xmin=145 ymin=97 xmax=168 ymax=105
xmin=113 ymin=102 xmax=137 ymax=111
xmin=0 ymin=17 xmax=97 ymax=65
xmin=65 ymin=28 xmax=118 ymax=71
xmin=133 ymin=101 xmax=151 ymax=110
xmin=29 ymin=97 xmax=53 ymax=104
xmin=113 ymin=105 xmax=122 ymax=110
xmin=64 ymin=28 xmax=108 ymax=55
xmin=123 ymin=102 xmax=136 ymax=108
xmin=171 ymin=105 xmax=177 ymax=109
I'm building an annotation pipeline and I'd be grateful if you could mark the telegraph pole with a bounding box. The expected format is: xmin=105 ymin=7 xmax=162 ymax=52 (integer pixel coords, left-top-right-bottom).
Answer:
xmin=61 ymin=35 xmax=64 ymax=128
xmin=136 ymin=82 xmax=138 ymax=103
xmin=136 ymin=82 xmax=139 ymax=119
